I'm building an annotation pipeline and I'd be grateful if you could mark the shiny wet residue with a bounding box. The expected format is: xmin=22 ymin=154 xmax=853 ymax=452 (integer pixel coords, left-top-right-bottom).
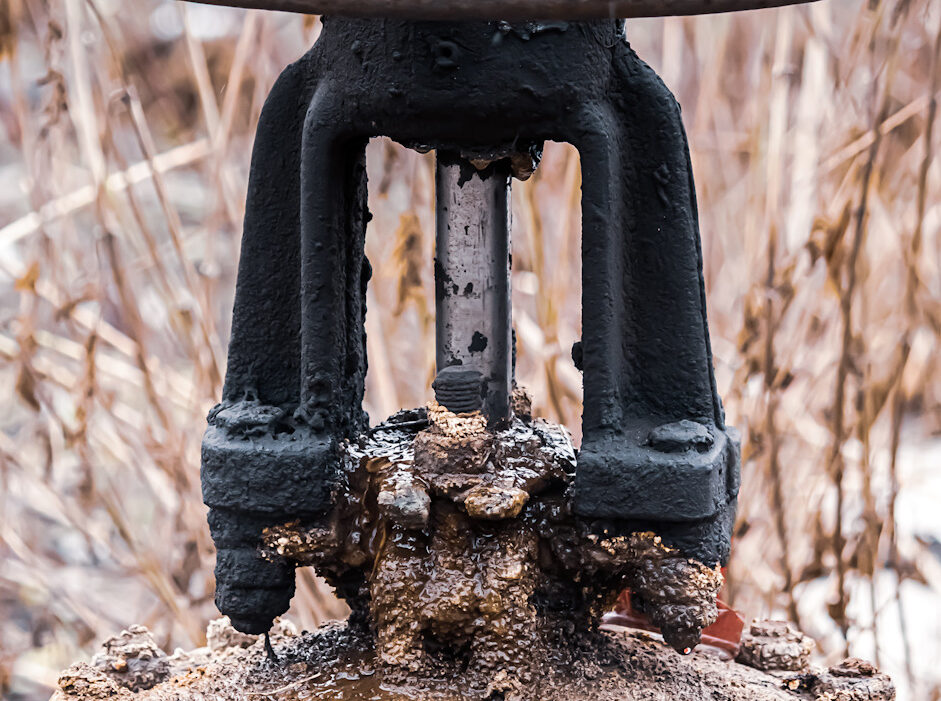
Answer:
xmin=256 ymin=404 xmax=722 ymax=696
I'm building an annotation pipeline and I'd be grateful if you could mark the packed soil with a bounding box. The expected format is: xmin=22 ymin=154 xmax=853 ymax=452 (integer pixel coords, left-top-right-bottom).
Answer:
xmin=53 ymin=618 xmax=894 ymax=701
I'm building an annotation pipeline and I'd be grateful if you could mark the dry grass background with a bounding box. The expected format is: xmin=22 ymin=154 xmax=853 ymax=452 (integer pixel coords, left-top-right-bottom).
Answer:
xmin=1 ymin=0 xmax=940 ymax=698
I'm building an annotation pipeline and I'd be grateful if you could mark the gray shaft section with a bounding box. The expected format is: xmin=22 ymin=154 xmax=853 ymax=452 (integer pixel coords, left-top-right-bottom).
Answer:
xmin=435 ymin=157 xmax=512 ymax=422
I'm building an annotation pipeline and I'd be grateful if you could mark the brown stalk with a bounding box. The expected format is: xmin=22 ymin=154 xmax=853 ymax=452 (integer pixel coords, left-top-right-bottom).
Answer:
xmin=520 ymin=167 xmax=568 ymax=422
xmin=101 ymin=232 xmax=173 ymax=436
xmin=123 ymin=92 xmax=225 ymax=392
xmin=826 ymin=7 xmax=899 ymax=649
xmin=884 ymin=5 xmax=941 ymax=688
xmin=761 ymin=8 xmax=802 ymax=630
xmin=179 ymin=3 xmax=246 ymax=227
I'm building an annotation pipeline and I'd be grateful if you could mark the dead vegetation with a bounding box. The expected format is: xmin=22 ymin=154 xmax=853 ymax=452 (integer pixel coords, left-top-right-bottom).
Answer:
xmin=1 ymin=0 xmax=940 ymax=699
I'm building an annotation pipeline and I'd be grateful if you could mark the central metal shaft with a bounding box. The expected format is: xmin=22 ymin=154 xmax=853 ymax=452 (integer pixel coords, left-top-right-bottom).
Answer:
xmin=434 ymin=155 xmax=512 ymax=422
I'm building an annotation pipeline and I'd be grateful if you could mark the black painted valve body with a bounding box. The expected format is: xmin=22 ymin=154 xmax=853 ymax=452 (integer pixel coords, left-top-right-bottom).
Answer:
xmin=201 ymin=17 xmax=740 ymax=635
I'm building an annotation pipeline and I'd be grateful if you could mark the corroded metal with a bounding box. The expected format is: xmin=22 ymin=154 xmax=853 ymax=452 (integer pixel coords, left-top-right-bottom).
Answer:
xmin=201 ymin=18 xmax=740 ymax=638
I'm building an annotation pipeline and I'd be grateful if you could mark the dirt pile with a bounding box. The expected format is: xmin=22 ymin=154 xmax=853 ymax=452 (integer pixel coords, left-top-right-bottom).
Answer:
xmin=54 ymin=617 xmax=895 ymax=701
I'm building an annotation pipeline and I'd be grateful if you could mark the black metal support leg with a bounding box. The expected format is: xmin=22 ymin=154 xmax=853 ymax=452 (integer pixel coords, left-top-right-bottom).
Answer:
xmin=572 ymin=43 xmax=739 ymax=565
xmin=202 ymin=52 xmax=370 ymax=633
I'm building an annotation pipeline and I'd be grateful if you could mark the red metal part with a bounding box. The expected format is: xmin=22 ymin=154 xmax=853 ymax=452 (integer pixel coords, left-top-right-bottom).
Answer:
xmin=603 ymin=590 xmax=745 ymax=659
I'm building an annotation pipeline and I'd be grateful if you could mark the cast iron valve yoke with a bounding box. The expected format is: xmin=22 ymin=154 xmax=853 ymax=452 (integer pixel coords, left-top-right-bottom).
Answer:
xmin=201 ymin=17 xmax=741 ymax=635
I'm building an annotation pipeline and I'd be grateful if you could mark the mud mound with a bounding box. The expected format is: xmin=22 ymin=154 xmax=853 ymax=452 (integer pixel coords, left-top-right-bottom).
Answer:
xmin=54 ymin=618 xmax=894 ymax=701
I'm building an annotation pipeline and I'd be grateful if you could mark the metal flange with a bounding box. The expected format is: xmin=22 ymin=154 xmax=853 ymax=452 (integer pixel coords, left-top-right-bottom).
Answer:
xmin=183 ymin=0 xmax=819 ymax=20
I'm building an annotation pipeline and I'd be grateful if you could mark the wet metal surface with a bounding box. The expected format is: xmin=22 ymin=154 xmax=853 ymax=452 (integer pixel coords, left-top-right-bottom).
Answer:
xmin=259 ymin=405 xmax=723 ymax=694
xmin=434 ymin=157 xmax=512 ymax=422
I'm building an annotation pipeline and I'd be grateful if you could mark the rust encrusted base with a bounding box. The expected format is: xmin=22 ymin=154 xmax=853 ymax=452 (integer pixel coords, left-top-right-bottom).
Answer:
xmin=258 ymin=404 xmax=722 ymax=691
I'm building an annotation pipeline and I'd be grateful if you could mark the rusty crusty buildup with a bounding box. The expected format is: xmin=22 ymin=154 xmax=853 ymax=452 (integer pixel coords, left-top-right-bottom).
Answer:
xmin=261 ymin=398 xmax=723 ymax=690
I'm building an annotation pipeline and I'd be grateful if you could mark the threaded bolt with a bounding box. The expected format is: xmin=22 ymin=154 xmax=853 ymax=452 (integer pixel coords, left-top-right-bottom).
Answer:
xmin=433 ymin=366 xmax=485 ymax=414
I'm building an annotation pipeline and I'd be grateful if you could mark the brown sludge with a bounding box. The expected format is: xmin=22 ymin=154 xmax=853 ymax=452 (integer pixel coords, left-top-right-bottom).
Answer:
xmin=53 ymin=617 xmax=895 ymax=701
xmin=259 ymin=401 xmax=726 ymax=693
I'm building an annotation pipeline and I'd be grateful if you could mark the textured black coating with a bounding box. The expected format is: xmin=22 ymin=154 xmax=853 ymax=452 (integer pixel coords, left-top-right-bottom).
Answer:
xmin=433 ymin=366 xmax=486 ymax=414
xmin=202 ymin=17 xmax=740 ymax=633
